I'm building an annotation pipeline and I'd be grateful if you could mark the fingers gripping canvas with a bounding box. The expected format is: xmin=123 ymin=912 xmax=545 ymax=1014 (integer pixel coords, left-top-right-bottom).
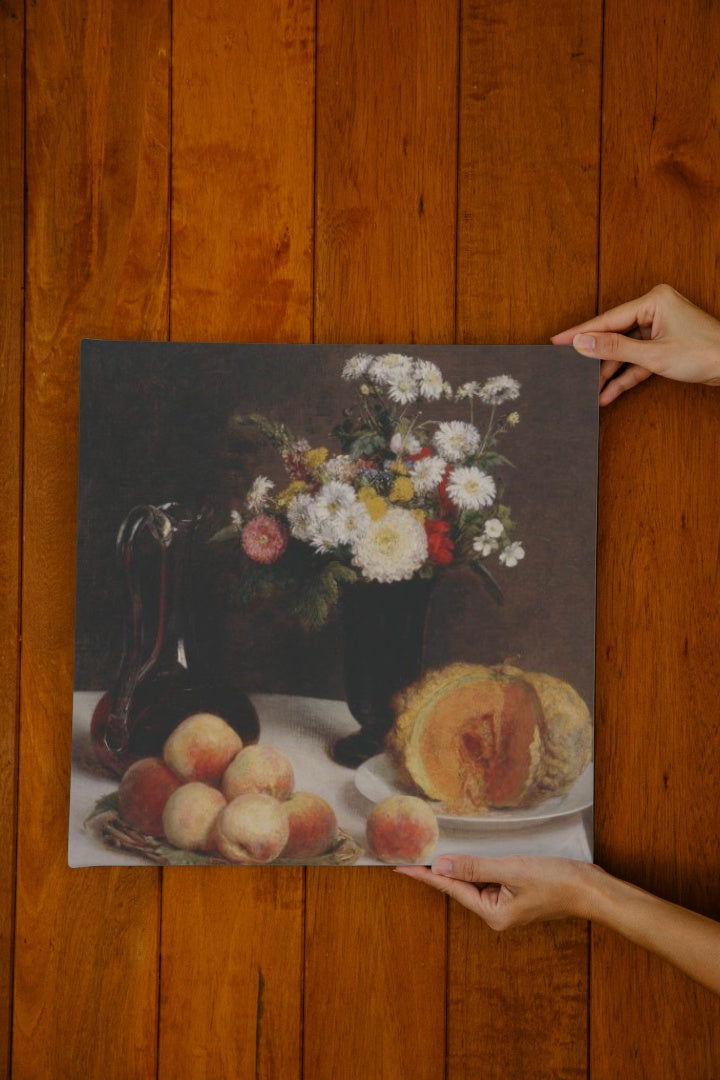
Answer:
xmin=69 ymin=343 xmax=598 ymax=867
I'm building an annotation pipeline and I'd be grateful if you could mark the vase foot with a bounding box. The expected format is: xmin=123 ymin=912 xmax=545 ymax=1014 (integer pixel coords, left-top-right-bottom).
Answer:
xmin=330 ymin=728 xmax=387 ymax=769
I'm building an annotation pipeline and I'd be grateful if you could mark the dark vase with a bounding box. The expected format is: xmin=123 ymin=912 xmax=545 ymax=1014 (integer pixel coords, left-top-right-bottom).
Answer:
xmin=91 ymin=503 xmax=259 ymax=776
xmin=331 ymin=577 xmax=434 ymax=768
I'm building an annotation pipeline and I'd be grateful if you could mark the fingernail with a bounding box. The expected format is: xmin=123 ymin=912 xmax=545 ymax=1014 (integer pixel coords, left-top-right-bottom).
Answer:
xmin=574 ymin=333 xmax=596 ymax=351
xmin=433 ymin=857 xmax=453 ymax=875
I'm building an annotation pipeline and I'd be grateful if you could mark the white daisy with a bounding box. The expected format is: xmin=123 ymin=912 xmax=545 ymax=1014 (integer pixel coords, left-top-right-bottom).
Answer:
xmin=446 ymin=466 xmax=496 ymax=510
xmin=473 ymin=535 xmax=499 ymax=558
xmin=456 ymin=381 xmax=480 ymax=400
xmin=507 ymin=411 xmax=520 ymax=426
xmin=499 ymin=541 xmax=525 ymax=567
xmin=442 ymin=382 xmax=454 ymax=400
xmin=286 ymin=493 xmax=317 ymax=541
xmin=385 ymin=368 xmax=419 ymax=405
xmin=308 ymin=514 xmax=340 ymax=554
xmin=230 ymin=509 xmax=243 ymax=531
xmin=314 ymin=480 xmax=357 ymax=517
xmin=432 ymin=420 xmax=481 ymax=463
xmin=415 ymin=360 xmax=444 ymax=401
xmin=409 ymin=454 xmax=447 ymax=494
xmin=352 ymin=507 xmax=428 ymax=583
xmin=478 ymin=375 xmax=521 ymax=405
xmin=246 ymin=476 xmax=274 ymax=513
xmin=342 ymin=353 xmax=375 ymax=380
xmin=332 ymin=501 xmax=371 ymax=545
xmin=483 ymin=517 xmax=504 ymax=539
xmin=370 ymin=352 xmax=415 ymax=385
xmin=390 ymin=431 xmax=421 ymax=456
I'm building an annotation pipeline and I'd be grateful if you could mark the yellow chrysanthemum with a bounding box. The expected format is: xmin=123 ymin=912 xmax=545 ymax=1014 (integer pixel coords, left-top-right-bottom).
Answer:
xmin=389 ymin=476 xmax=415 ymax=503
xmin=358 ymin=487 xmax=388 ymax=520
xmin=411 ymin=508 xmax=426 ymax=523
xmin=304 ymin=446 xmax=329 ymax=472
xmin=389 ymin=461 xmax=409 ymax=475
xmin=276 ymin=480 xmax=309 ymax=508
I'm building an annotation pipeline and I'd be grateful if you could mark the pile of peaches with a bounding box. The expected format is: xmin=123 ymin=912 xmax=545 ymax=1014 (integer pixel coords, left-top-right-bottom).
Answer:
xmin=115 ymin=712 xmax=440 ymax=865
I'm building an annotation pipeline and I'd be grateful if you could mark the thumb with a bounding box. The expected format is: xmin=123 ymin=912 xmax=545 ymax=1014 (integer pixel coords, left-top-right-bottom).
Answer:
xmin=572 ymin=331 xmax=664 ymax=373
xmin=433 ymin=855 xmax=504 ymax=884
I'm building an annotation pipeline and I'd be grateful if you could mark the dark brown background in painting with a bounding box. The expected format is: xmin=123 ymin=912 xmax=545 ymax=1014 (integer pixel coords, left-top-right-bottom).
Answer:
xmin=75 ymin=341 xmax=598 ymax=708
xmin=3 ymin=2 xmax=720 ymax=1078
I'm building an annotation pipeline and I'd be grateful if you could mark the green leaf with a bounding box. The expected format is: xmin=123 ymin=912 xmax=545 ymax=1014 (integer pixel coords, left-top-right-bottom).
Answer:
xmin=349 ymin=431 xmax=387 ymax=460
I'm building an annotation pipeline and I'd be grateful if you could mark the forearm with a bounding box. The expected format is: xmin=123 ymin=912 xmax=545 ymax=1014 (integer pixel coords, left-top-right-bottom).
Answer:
xmin=579 ymin=865 xmax=720 ymax=995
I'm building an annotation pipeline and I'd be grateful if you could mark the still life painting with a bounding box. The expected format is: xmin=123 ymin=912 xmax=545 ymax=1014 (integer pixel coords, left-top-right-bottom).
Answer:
xmin=69 ymin=342 xmax=598 ymax=867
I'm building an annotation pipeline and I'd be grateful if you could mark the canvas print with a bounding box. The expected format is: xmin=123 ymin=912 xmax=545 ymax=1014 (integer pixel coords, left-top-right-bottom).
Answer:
xmin=69 ymin=342 xmax=598 ymax=867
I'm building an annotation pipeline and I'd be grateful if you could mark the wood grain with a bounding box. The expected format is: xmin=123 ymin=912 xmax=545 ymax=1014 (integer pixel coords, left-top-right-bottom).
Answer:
xmin=0 ymin=2 xmax=24 ymax=1074
xmin=450 ymin=3 xmax=602 ymax=1076
xmin=14 ymin=1 xmax=170 ymax=1076
xmin=160 ymin=3 xmax=315 ymax=1076
xmin=306 ymin=4 xmax=457 ymax=1077
xmin=593 ymin=2 xmax=720 ymax=1072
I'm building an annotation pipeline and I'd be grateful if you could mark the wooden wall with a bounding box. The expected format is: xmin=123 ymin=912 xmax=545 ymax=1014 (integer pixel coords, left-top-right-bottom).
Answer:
xmin=2 ymin=1 xmax=719 ymax=1076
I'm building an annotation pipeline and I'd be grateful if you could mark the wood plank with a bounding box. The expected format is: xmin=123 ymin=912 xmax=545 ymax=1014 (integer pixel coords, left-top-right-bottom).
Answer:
xmin=305 ymin=3 xmax=457 ymax=1077
xmin=451 ymin=3 xmax=602 ymax=1076
xmin=160 ymin=3 xmax=315 ymax=1076
xmin=0 ymin=2 xmax=24 ymax=1075
xmin=593 ymin=2 xmax=720 ymax=1071
xmin=14 ymin=1 xmax=170 ymax=1076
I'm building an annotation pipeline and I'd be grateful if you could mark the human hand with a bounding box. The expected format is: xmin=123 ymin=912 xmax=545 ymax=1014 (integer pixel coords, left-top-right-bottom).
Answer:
xmin=551 ymin=284 xmax=720 ymax=405
xmin=395 ymin=855 xmax=601 ymax=930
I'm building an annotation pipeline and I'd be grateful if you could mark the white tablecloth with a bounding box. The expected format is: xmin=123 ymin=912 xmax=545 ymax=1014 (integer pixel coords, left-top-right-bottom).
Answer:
xmin=69 ymin=691 xmax=593 ymax=867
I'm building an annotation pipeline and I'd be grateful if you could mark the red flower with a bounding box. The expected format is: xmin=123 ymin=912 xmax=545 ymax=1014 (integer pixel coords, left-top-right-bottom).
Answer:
xmin=242 ymin=515 xmax=288 ymax=564
xmin=437 ymin=468 xmax=454 ymax=515
xmin=425 ymin=518 xmax=454 ymax=565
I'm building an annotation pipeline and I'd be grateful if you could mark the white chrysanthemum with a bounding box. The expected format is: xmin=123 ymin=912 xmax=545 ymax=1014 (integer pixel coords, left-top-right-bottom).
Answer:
xmin=499 ymin=541 xmax=525 ymax=567
xmin=314 ymin=481 xmax=357 ymax=517
xmin=352 ymin=507 xmax=428 ymax=583
xmin=456 ymin=381 xmax=480 ymax=400
xmin=286 ymin=493 xmax=317 ymax=541
xmin=322 ymin=454 xmax=357 ymax=483
xmin=370 ymin=352 xmax=415 ymax=385
xmin=342 ymin=353 xmax=375 ymax=380
xmin=308 ymin=514 xmax=340 ymax=554
xmin=432 ymin=420 xmax=481 ymax=463
xmin=415 ymin=360 xmax=444 ymax=401
xmin=483 ymin=517 xmax=504 ymax=539
xmin=447 ymin=466 xmax=496 ymax=510
xmin=385 ymin=368 xmax=418 ymax=405
xmin=246 ymin=476 xmax=274 ymax=513
xmin=390 ymin=431 xmax=421 ymax=456
xmin=409 ymin=454 xmax=447 ymax=494
xmin=473 ymin=535 xmax=499 ymax=558
xmin=332 ymin=501 xmax=372 ymax=545
xmin=478 ymin=375 xmax=521 ymax=405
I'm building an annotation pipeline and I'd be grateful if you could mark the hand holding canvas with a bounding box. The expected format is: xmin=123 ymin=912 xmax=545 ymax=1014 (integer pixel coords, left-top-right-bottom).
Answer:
xmin=551 ymin=283 xmax=720 ymax=405
xmin=396 ymin=856 xmax=720 ymax=996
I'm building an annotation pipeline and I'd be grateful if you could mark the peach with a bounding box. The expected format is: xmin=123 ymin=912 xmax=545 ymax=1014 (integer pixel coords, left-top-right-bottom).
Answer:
xmin=163 ymin=712 xmax=243 ymax=785
xmin=365 ymin=795 xmax=439 ymax=864
xmin=117 ymin=756 xmax=182 ymax=836
xmin=162 ymin=781 xmax=226 ymax=852
xmin=211 ymin=793 xmax=289 ymax=864
xmin=281 ymin=792 xmax=338 ymax=860
xmin=221 ymin=744 xmax=294 ymax=801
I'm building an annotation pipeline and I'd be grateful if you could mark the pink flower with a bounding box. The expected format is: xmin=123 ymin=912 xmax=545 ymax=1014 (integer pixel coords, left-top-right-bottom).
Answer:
xmin=241 ymin=515 xmax=288 ymax=564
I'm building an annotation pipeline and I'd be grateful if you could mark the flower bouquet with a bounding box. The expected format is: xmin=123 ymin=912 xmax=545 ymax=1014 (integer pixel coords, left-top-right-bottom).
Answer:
xmin=214 ymin=351 xmax=524 ymax=628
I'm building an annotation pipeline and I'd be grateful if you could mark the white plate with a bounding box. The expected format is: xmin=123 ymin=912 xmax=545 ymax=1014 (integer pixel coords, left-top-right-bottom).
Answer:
xmin=354 ymin=754 xmax=594 ymax=831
